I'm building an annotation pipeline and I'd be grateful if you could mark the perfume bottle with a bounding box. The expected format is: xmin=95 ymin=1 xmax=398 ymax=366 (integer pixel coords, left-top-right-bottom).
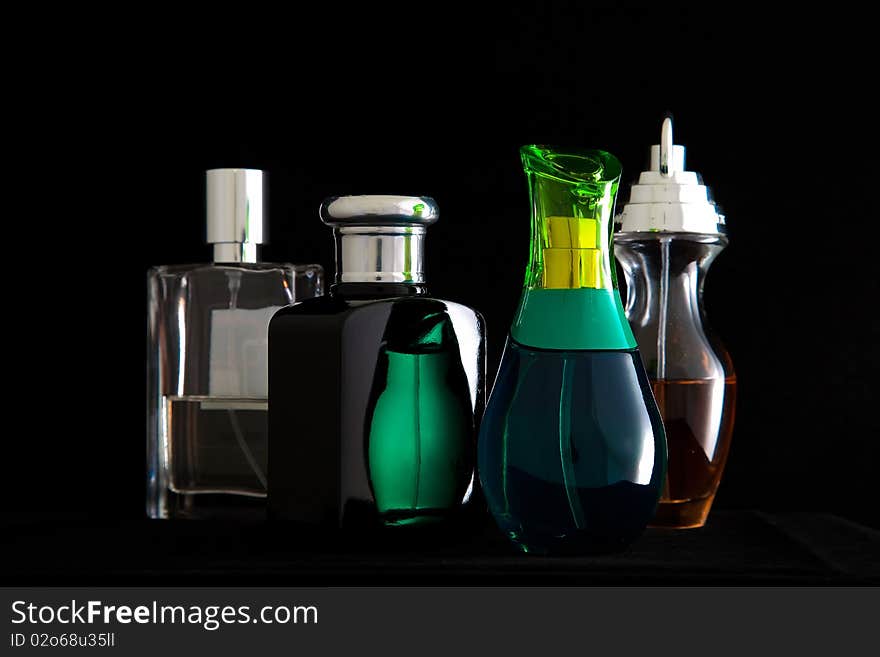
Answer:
xmin=269 ymin=195 xmax=486 ymax=529
xmin=615 ymin=117 xmax=736 ymax=528
xmin=147 ymin=169 xmax=323 ymax=519
xmin=478 ymin=146 xmax=666 ymax=555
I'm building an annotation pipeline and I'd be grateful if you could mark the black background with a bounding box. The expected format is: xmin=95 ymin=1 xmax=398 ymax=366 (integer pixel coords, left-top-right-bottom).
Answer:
xmin=7 ymin=8 xmax=878 ymax=531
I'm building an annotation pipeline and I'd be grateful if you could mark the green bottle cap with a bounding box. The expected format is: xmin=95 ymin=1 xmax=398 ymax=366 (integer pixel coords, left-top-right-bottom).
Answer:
xmin=511 ymin=145 xmax=636 ymax=351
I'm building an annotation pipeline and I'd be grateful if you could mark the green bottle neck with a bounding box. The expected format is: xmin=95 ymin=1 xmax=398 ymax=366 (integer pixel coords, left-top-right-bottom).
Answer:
xmin=511 ymin=146 xmax=635 ymax=351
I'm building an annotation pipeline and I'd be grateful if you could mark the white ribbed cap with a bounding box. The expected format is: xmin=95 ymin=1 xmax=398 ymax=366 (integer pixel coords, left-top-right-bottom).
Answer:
xmin=616 ymin=117 xmax=725 ymax=234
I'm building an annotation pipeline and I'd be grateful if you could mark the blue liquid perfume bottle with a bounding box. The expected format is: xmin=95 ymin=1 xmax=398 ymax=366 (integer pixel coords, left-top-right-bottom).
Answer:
xmin=478 ymin=147 xmax=667 ymax=554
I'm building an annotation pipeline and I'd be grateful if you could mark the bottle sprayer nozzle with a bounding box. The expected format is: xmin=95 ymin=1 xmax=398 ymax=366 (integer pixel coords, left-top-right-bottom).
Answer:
xmin=649 ymin=118 xmax=685 ymax=175
xmin=206 ymin=168 xmax=267 ymax=263
xmin=616 ymin=115 xmax=724 ymax=235
xmin=660 ymin=116 xmax=673 ymax=176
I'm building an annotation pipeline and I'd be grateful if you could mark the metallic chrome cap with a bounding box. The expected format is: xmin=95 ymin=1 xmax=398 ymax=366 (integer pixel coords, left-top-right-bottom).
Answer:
xmin=320 ymin=195 xmax=437 ymax=284
xmin=320 ymin=195 xmax=439 ymax=226
xmin=206 ymin=168 xmax=266 ymax=262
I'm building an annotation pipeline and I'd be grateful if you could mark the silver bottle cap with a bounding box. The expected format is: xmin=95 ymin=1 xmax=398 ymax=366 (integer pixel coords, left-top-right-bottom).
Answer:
xmin=616 ymin=117 xmax=725 ymax=235
xmin=320 ymin=195 xmax=439 ymax=226
xmin=206 ymin=168 xmax=266 ymax=263
xmin=320 ymin=195 xmax=438 ymax=284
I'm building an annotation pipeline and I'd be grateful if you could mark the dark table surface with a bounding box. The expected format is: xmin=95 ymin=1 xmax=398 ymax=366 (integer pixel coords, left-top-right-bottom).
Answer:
xmin=2 ymin=511 xmax=877 ymax=585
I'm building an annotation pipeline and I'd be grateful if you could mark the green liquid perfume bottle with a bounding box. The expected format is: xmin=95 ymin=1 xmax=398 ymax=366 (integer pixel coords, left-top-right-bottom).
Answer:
xmin=269 ymin=196 xmax=486 ymax=529
xmin=478 ymin=146 xmax=667 ymax=554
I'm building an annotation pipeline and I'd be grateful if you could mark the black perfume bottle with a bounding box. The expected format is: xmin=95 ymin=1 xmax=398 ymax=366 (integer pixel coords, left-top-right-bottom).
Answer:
xmin=269 ymin=196 xmax=486 ymax=529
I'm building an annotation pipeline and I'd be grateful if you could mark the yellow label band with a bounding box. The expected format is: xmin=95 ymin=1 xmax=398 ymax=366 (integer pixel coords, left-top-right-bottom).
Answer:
xmin=545 ymin=216 xmax=598 ymax=249
xmin=541 ymin=216 xmax=604 ymax=289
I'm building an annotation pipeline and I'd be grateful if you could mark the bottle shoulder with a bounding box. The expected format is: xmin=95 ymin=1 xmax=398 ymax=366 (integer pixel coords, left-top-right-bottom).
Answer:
xmin=377 ymin=294 xmax=483 ymax=316
xmin=271 ymin=295 xmax=484 ymax=357
xmin=272 ymin=293 xmax=481 ymax=317
xmin=614 ymin=233 xmax=728 ymax=263
xmin=435 ymin=298 xmax=485 ymax=322
xmin=615 ymin=231 xmax=728 ymax=245
xmin=148 ymin=263 xmax=312 ymax=311
xmin=148 ymin=262 xmax=321 ymax=278
xmin=272 ymin=295 xmax=351 ymax=317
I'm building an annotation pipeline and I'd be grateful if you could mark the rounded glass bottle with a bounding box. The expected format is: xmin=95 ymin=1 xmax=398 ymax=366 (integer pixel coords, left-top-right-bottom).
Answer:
xmin=615 ymin=233 xmax=735 ymax=528
xmin=478 ymin=146 xmax=666 ymax=555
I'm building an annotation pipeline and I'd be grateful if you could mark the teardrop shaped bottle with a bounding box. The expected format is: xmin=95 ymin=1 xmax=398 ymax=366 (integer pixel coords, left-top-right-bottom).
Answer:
xmin=477 ymin=146 xmax=667 ymax=554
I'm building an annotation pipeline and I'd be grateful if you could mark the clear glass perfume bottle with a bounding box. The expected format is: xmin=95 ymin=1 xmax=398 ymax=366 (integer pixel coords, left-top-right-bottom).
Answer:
xmin=615 ymin=117 xmax=736 ymax=528
xmin=268 ymin=196 xmax=486 ymax=529
xmin=478 ymin=146 xmax=666 ymax=555
xmin=147 ymin=169 xmax=323 ymax=519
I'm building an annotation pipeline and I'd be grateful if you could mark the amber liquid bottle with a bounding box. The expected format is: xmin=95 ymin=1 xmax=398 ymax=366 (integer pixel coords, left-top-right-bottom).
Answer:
xmin=651 ymin=377 xmax=736 ymax=519
xmin=615 ymin=117 xmax=736 ymax=528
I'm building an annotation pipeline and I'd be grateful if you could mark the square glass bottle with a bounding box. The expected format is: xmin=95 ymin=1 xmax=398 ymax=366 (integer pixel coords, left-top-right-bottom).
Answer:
xmin=269 ymin=195 xmax=486 ymax=529
xmin=147 ymin=169 xmax=323 ymax=519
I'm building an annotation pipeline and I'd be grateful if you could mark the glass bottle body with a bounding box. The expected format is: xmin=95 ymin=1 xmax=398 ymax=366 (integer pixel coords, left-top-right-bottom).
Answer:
xmin=479 ymin=340 xmax=665 ymax=554
xmin=146 ymin=262 xmax=323 ymax=519
xmin=615 ymin=233 xmax=735 ymax=528
xmin=268 ymin=284 xmax=486 ymax=529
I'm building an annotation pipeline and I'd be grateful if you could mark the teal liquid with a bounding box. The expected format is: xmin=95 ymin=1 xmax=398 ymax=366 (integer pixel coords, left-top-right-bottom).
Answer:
xmin=512 ymin=288 xmax=636 ymax=350
xmin=366 ymin=346 xmax=475 ymax=526
xmin=478 ymin=339 xmax=666 ymax=554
